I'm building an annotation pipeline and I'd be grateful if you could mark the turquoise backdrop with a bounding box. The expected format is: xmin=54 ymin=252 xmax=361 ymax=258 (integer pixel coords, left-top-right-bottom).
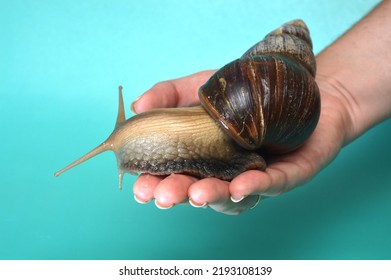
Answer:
xmin=1 ymin=0 xmax=390 ymax=259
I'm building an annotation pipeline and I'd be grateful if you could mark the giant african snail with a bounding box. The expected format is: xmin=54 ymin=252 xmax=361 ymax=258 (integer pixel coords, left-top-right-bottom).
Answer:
xmin=55 ymin=19 xmax=320 ymax=190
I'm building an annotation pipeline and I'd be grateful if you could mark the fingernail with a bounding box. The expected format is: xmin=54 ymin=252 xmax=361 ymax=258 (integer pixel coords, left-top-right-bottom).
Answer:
xmin=130 ymin=97 xmax=141 ymax=114
xmin=134 ymin=194 xmax=150 ymax=204
xmin=155 ymin=200 xmax=173 ymax=210
xmin=230 ymin=195 xmax=246 ymax=203
xmin=250 ymin=195 xmax=261 ymax=209
xmin=189 ymin=197 xmax=208 ymax=208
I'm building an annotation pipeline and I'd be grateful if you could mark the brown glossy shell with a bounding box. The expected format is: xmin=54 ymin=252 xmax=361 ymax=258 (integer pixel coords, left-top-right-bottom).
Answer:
xmin=199 ymin=20 xmax=320 ymax=153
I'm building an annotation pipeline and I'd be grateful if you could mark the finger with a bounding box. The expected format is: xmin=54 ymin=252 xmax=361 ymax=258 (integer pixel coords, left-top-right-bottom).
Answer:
xmin=230 ymin=169 xmax=287 ymax=199
xmin=230 ymin=170 xmax=271 ymax=200
xmin=229 ymin=153 xmax=314 ymax=199
xmin=153 ymin=174 xmax=198 ymax=209
xmin=133 ymin=174 xmax=164 ymax=204
xmin=229 ymin=122 xmax=339 ymax=200
xmin=188 ymin=178 xmax=260 ymax=215
xmin=131 ymin=70 xmax=215 ymax=113
xmin=188 ymin=178 xmax=230 ymax=207
xmin=131 ymin=81 xmax=180 ymax=113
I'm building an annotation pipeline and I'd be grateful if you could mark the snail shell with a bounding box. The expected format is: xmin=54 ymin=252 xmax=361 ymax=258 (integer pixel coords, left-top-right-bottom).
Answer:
xmin=54 ymin=20 xmax=320 ymax=188
xmin=199 ymin=19 xmax=320 ymax=153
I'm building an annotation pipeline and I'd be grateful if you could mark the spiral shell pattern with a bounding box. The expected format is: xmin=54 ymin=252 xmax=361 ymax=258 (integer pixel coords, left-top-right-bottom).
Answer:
xmin=199 ymin=20 xmax=320 ymax=153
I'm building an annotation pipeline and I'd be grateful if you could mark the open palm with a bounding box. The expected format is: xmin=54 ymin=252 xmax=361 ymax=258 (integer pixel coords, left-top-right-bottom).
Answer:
xmin=131 ymin=71 xmax=350 ymax=214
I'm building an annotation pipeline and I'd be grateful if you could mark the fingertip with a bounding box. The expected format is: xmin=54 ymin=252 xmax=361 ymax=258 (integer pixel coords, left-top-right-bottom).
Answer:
xmin=129 ymin=93 xmax=157 ymax=113
xmin=188 ymin=178 xmax=230 ymax=205
xmin=229 ymin=170 xmax=272 ymax=199
xmin=130 ymin=71 xmax=216 ymax=113
xmin=188 ymin=197 xmax=208 ymax=208
xmin=134 ymin=194 xmax=150 ymax=204
xmin=132 ymin=82 xmax=179 ymax=113
xmin=130 ymin=97 xmax=140 ymax=114
xmin=153 ymin=174 xmax=197 ymax=207
xmin=133 ymin=174 xmax=164 ymax=203
xmin=154 ymin=199 xmax=174 ymax=210
xmin=230 ymin=195 xmax=246 ymax=203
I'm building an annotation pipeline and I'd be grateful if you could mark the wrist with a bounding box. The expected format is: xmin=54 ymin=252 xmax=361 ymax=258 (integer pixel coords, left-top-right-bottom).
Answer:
xmin=315 ymin=74 xmax=357 ymax=146
xmin=314 ymin=0 xmax=391 ymax=144
xmin=316 ymin=54 xmax=391 ymax=145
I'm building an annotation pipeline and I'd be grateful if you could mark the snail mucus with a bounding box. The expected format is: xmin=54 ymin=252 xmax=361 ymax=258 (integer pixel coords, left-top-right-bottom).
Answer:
xmin=55 ymin=20 xmax=321 ymax=190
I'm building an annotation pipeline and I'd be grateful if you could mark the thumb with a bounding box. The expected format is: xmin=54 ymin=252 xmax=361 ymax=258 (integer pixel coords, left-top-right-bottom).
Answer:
xmin=131 ymin=70 xmax=215 ymax=113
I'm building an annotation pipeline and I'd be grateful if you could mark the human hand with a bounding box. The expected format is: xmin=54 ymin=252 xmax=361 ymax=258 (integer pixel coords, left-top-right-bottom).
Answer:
xmin=130 ymin=3 xmax=391 ymax=215
xmin=130 ymin=70 xmax=352 ymax=215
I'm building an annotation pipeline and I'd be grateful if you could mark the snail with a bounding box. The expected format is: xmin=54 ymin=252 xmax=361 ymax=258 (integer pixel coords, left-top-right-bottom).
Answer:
xmin=55 ymin=19 xmax=321 ymax=190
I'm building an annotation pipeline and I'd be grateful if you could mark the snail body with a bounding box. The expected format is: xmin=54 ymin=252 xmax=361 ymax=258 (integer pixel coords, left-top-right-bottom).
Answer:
xmin=55 ymin=20 xmax=320 ymax=189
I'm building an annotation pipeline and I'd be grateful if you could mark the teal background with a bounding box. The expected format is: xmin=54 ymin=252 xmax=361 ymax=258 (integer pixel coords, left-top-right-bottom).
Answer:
xmin=1 ymin=0 xmax=390 ymax=260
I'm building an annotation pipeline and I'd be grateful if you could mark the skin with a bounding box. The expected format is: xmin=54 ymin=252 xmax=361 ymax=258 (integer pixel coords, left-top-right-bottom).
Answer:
xmin=132 ymin=0 xmax=391 ymax=214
